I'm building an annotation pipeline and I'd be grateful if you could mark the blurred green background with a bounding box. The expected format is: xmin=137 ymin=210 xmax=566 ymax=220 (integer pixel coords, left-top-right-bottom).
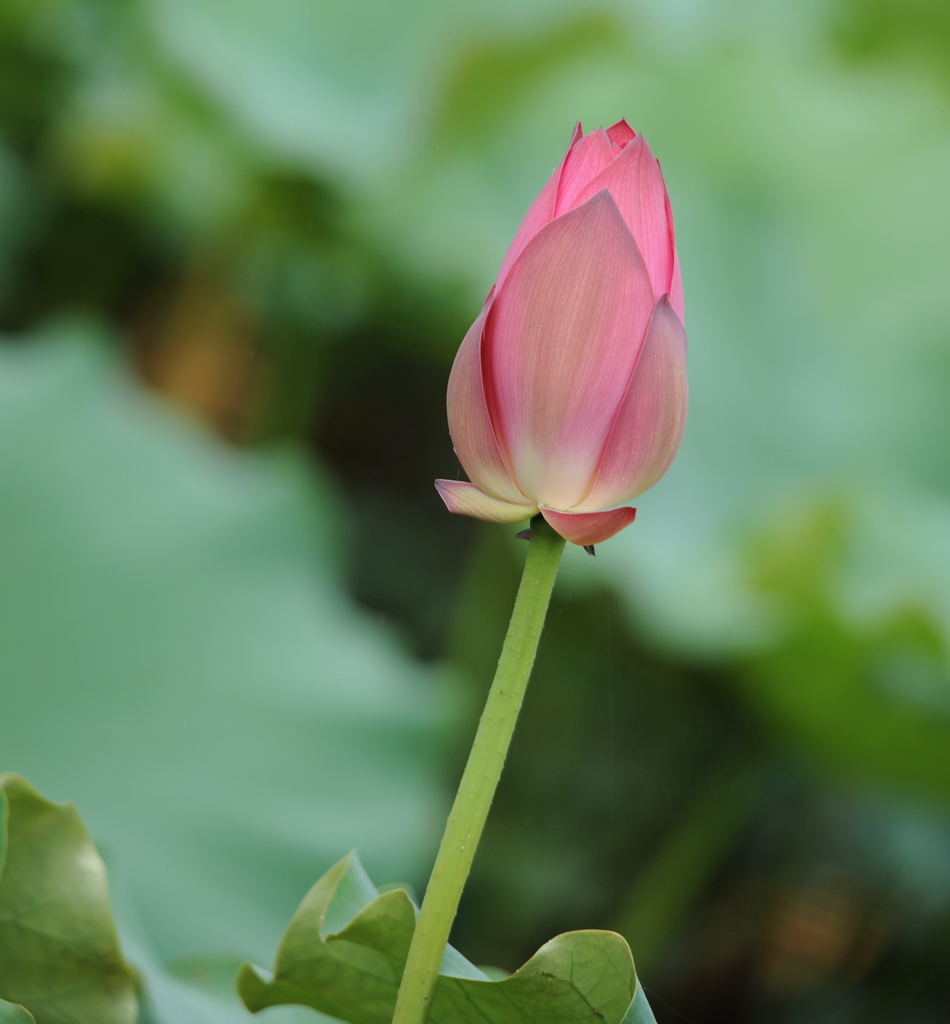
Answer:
xmin=2 ymin=0 xmax=950 ymax=1021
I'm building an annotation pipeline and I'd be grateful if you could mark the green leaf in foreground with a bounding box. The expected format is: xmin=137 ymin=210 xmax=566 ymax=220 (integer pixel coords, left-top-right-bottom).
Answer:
xmin=239 ymin=852 xmax=656 ymax=1024
xmin=0 ymin=1000 xmax=35 ymax=1023
xmin=0 ymin=774 xmax=138 ymax=1024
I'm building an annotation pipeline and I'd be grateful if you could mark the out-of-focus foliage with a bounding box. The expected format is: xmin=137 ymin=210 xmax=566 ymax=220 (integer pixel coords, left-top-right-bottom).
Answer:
xmin=1 ymin=0 xmax=949 ymax=1021
xmin=0 ymin=332 xmax=448 ymax=1022
xmin=0 ymin=774 xmax=137 ymax=1024
xmin=238 ymin=852 xmax=657 ymax=1024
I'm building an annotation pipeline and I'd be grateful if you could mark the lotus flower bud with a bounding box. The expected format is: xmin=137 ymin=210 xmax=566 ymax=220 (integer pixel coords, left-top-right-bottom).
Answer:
xmin=436 ymin=120 xmax=687 ymax=547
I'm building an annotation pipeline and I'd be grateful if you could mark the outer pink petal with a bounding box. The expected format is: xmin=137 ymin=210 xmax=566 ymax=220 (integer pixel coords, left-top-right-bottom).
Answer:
xmin=576 ymin=296 xmax=688 ymax=511
xmin=435 ymin=480 xmax=537 ymax=524
xmin=540 ymin=506 xmax=637 ymax=546
xmin=446 ymin=305 xmax=530 ymax=505
xmin=484 ymin=192 xmax=655 ymax=510
xmin=669 ymin=223 xmax=684 ymax=323
xmin=571 ymin=134 xmax=675 ymax=303
xmin=554 ymin=128 xmax=617 ymax=216
xmin=495 ymin=123 xmax=583 ymax=292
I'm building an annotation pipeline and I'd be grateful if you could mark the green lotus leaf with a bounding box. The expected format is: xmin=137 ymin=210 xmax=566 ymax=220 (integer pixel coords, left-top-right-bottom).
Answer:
xmin=239 ymin=851 xmax=656 ymax=1024
xmin=0 ymin=1000 xmax=35 ymax=1023
xmin=0 ymin=774 xmax=138 ymax=1024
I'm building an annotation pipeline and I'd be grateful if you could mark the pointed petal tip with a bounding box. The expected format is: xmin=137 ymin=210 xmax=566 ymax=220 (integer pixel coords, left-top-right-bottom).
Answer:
xmin=606 ymin=119 xmax=637 ymax=146
xmin=435 ymin=480 xmax=538 ymax=525
xmin=626 ymin=131 xmax=656 ymax=157
xmin=657 ymin=293 xmax=687 ymax=352
xmin=575 ymin=187 xmax=627 ymax=225
xmin=539 ymin=506 xmax=637 ymax=546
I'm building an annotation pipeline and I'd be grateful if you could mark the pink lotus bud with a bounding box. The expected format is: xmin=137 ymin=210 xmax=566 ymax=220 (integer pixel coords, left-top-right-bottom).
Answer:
xmin=435 ymin=121 xmax=687 ymax=547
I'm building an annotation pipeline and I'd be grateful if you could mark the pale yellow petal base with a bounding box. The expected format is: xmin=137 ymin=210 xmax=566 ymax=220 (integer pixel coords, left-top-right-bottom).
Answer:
xmin=435 ymin=480 xmax=538 ymax=524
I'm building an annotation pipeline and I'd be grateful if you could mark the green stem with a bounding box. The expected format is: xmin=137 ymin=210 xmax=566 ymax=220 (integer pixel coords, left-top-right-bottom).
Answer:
xmin=392 ymin=516 xmax=566 ymax=1024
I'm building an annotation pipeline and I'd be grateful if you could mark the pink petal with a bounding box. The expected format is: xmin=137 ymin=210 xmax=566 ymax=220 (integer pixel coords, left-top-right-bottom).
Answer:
xmin=495 ymin=123 xmax=583 ymax=291
xmin=554 ymin=128 xmax=617 ymax=216
xmin=575 ymin=296 xmax=688 ymax=511
xmin=668 ymin=218 xmax=685 ymax=323
xmin=606 ymin=119 xmax=636 ymax=148
xmin=540 ymin=506 xmax=637 ymax=546
xmin=572 ymin=134 xmax=675 ymax=302
xmin=446 ymin=305 xmax=531 ymax=505
xmin=484 ymin=192 xmax=655 ymax=510
xmin=435 ymin=480 xmax=538 ymax=524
